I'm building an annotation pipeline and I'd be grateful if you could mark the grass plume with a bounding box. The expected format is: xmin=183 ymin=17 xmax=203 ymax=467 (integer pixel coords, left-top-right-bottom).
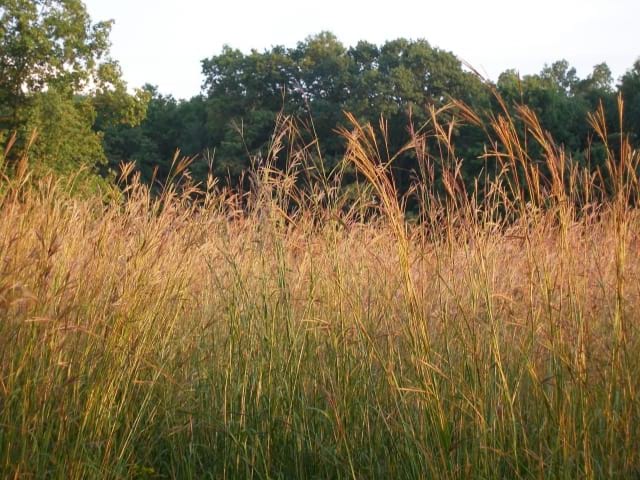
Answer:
xmin=0 ymin=99 xmax=639 ymax=479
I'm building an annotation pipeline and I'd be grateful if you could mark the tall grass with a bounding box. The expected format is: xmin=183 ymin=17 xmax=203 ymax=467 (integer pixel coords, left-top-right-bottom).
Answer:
xmin=0 ymin=98 xmax=639 ymax=479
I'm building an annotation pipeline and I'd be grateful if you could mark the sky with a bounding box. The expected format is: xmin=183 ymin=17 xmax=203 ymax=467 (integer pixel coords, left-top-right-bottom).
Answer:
xmin=84 ymin=0 xmax=639 ymax=100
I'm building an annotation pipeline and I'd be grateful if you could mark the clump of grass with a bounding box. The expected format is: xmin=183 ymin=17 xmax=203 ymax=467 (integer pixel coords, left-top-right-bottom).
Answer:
xmin=0 ymin=98 xmax=639 ymax=479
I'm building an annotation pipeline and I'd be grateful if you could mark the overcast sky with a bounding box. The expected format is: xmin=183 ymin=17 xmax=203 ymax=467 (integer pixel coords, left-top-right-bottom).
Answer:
xmin=84 ymin=0 xmax=639 ymax=100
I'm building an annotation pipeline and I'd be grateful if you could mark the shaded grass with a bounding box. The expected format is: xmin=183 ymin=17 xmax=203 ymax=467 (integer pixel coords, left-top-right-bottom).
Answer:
xmin=0 ymin=98 xmax=639 ymax=478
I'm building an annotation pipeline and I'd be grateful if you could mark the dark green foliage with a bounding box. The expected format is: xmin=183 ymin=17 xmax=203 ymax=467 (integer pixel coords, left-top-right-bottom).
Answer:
xmin=620 ymin=60 xmax=640 ymax=144
xmin=2 ymin=1 xmax=638 ymax=198
xmin=104 ymin=34 xmax=638 ymax=205
xmin=0 ymin=0 xmax=148 ymax=187
xmin=106 ymin=33 xmax=493 ymax=193
xmin=101 ymin=85 xmax=210 ymax=185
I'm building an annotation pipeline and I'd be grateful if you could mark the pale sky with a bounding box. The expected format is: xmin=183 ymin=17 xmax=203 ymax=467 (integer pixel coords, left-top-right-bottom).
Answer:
xmin=84 ymin=0 xmax=639 ymax=100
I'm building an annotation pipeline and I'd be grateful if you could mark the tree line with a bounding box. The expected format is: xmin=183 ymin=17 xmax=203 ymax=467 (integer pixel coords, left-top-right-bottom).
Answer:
xmin=2 ymin=1 xmax=640 ymax=197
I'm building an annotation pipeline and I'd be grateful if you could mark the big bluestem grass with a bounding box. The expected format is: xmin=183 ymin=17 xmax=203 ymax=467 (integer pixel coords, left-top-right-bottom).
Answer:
xmin=0 ymin=98 xmax=639 ymax=479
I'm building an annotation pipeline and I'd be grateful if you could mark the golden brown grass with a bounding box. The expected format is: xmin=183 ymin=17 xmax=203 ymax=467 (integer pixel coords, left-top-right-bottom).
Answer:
xmin=0 ymin=97 xmax=639 ymax=478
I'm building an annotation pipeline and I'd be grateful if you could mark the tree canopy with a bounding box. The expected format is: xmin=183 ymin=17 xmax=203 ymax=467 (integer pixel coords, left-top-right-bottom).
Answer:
xmin=0 ymin=0 xmax=148 ymax=186
xmin=102 ymin=33 xmax=639 ymax=201
xmin=1 ymin=4 xmax=639 ymax=200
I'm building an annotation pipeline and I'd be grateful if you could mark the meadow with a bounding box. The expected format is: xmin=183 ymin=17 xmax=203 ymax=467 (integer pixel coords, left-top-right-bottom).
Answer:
xmin=1 ymin=100 xmax=639 ymax=478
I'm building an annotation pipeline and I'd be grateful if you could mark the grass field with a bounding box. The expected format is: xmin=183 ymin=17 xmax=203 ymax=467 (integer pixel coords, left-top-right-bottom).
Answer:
xmin=1 ymin=100 xmax=639 ymax=478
